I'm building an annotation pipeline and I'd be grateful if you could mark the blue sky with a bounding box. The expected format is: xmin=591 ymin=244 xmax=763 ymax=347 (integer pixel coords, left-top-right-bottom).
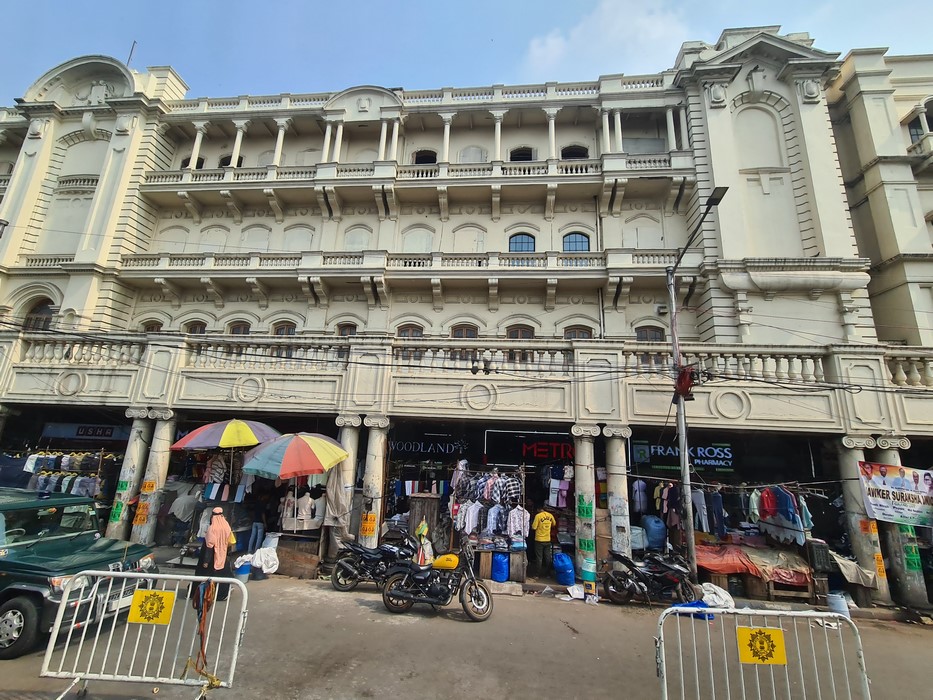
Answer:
xmin=1 ymin=1 xmax=925 ymax=105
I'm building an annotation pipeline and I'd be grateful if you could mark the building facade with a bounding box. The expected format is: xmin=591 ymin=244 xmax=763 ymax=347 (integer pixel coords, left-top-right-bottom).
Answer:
xmin=0 ymin=27 xmax=930 ymax=603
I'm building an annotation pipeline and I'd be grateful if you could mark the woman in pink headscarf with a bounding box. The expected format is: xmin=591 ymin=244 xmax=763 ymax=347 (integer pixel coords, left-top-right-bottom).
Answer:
xmin=195 ymin=506 xmax=234 ymax=600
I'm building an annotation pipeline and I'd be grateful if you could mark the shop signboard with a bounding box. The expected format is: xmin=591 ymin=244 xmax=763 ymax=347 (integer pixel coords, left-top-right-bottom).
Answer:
xmin=631 ymin=439 xmax=735 ymax=473
xmin=483 ymin=430 xmax=575 ymax=466
xmin=40 ymin=422 xmax=132 ymax=441
xmin=858 ymin=461 xmax=933 ymax=528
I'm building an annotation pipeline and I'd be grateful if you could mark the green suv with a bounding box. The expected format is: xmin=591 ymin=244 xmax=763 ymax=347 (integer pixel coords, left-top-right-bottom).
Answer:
xmin=0 ymin=488 xmax=156 ymax=659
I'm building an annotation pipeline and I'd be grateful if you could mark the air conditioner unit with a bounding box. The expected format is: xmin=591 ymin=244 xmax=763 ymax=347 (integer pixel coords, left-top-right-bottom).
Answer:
xmin=656 ymin=304 xmax=669 ymax=315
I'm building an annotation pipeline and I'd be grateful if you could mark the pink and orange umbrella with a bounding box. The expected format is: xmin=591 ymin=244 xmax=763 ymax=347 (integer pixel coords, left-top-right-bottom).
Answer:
xmin=242 ymin=433 xmax=349 ymax=480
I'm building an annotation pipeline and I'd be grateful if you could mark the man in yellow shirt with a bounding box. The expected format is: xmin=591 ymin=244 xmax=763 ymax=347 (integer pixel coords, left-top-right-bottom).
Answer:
xmin=531 ymin=505 xmax=557 ymax=577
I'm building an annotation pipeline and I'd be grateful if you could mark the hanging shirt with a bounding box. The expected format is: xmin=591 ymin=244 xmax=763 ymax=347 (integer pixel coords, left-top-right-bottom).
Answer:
xmin=691 ymin=490 xmax=710 ymax=532
xmin=799 ymin=495 xmax=814 ymax=530
xmin=531 ymin=511 xmax=557 ymax=542
xmin=507 ymin=506 xmax=530 ymax=539
xmin=759 ymin=488 xmax=778 ymax=520
xmin=709 ymin=491 xmax=727 ymax=538
xmin=485 ymin=504 xmax=503 ymax=535
xmin=632 ymin=480 xmax=648 ymax=514
xmin=548 ymin=479 xmax=560 ymax=508
xmin=748 ymin=489 xmax=761 ymax=523
xmin=653 ymin=483 xmax=664 ymax=512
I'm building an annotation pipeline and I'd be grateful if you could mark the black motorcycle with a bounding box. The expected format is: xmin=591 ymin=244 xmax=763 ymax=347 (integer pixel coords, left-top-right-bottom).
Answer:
xmin=381 ymin=538 xmax=493 ymax=622
xmin=600 ymin=550 xmax=698 ymax=604
xmin=331 ymin=528 xmax=419 ymax=592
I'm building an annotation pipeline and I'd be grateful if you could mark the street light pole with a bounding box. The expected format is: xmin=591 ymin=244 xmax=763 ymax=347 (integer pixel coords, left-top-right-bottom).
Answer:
xmin=665 ymin=186 xmax=727 ymax=583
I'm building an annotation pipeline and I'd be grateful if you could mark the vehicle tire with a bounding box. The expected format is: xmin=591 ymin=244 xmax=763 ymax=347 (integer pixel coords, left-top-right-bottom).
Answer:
xmin=330 ymin=556 xmax=360 ymax=592
xmin=460 ymin=581 xmax=493 ymax=622
xmin=0 ymin=595 xmax=40 ymax=660
xmin=382 ymin=574 xmax=414 ymax=614
xmin=602 ymin=573 xmax=635 ymax=604
xmin=678 ymin=581 xmax=699 ymax=603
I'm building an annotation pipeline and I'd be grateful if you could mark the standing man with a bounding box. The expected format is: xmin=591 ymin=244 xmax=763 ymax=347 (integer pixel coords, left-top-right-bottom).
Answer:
xmin=531 ymin=505 xmax=557 ymax=577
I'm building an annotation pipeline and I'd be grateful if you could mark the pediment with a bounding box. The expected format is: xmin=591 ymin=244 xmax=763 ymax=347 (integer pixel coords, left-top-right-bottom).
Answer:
xmin=705 ymin=34 xmax=838 ymax=69
xmin=23 ymin=55 xmax=136 ymax=107
xmin=323 ymin=86 xmax=402 ymax=122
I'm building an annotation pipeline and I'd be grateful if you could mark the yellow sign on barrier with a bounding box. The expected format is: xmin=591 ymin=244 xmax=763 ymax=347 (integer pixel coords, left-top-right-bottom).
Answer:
xmin=127 ymin=589 xmax=175 ymax=625
xmin=736 ymin=626 xmax=787 ymax=665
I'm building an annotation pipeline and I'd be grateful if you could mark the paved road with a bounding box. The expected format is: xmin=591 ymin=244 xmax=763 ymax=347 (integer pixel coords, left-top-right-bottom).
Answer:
xmin=2 ymin=577 xmax=928 ymax=699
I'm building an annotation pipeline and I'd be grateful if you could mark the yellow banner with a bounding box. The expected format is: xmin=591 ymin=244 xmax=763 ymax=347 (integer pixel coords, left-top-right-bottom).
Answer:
xmin=736 ymin=626 xmax=787 ymax=665
xmin=360 ymin=513 xmax=376 ymax=537
xmin=127 ymin=589 xmax=175 ymax=625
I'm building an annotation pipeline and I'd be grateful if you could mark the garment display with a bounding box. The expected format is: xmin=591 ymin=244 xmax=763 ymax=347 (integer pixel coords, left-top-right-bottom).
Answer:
xmin=691 ymin=490 xmax=710 ymax=532
xmin=632 ymin=479 xmax=648 ymax=514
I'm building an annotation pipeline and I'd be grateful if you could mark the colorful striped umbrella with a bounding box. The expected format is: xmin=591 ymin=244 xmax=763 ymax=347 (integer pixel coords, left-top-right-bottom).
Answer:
xmin=170 ymin=419 xmax=281 ymax=450
xmin=242 ymin=433 xmax=349 ymax=480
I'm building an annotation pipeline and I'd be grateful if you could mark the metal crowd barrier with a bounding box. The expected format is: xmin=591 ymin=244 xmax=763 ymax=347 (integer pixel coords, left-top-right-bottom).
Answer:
xmin=41 ymin=569 xmax=248 ymax=699
xmin=656 ymin=606 xmax=871 ymax=699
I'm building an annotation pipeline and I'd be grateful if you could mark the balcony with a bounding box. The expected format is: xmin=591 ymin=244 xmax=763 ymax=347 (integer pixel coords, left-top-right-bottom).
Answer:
xmin=0 ymin=173 xmax=10 ymax=196
xmin=908 ymin=133 xmax=933 ymax=174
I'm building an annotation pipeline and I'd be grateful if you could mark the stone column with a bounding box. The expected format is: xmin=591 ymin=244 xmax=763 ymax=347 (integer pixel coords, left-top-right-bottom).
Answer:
xmin=603 ymin=425 xmax=632 ymax=559
xmin=358 ymin=415 xmax=389 ymax=548
xmin=130 ymin=409 xmax=177 ymax=546
xmin=920 ymin=110 xmax=931 ymax=134
xmin=377 ymin=119 xmax=388 ymax=160
xmin=106 ymin=408 xmax=154 ymax=540
xmin=665 ymin=108 xmax=676 ymax=151
xmin=837 ymin=436 xmax=892 ymax=603
xmin=678 ymin=107 xmax=690 ymax=150
xmin=272 ymin=117 xmax=291 ymax=167
xmin=572 ymin=424 xmax=600 ymax=574
xmin=613 ymin=110 xmax=623 ymax=152
xmin=321 ymin=121 xmax=333 ymax=162
xmin=601 ymin=110 xmax=611 ymax=153
xmin=388 ymin=119 xmax=400 ymax=161
xmin=871 ymin=437 xmax=929 ymax=607
xmin=333 ymin=121 xmax=344 ymax=164
xmin=229 ymin=120 xmax=250 ymax=168
xmin=493 ymin=112 xmax=504 ymax=161
xmin=322 ymin=414 xmax=362 ymax=563
xmin=189 ymin=121 xmax=209 ymax=168
xmin=441 ymin=114 xmax=453 ymax=162
xmin=546 ymin=109 xmax=557 ymax=159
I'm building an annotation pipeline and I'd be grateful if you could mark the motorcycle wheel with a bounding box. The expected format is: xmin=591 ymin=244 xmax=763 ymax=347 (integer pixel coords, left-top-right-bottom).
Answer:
xmin=459 ymin=580 xmax=493 ymax=622
xmin=382 ymin=573 xmax=414 ymax=614
xmin=678 ymin=581 xmax=699 ymax=603
xmin=331 ymin=556 xmax=361 ymax=592
xmin=603 ymin=573 xmax=635 ymax=604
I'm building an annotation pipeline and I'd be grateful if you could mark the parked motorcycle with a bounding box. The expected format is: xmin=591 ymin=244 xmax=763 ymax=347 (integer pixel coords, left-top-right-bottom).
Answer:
xmin=381 ymin=539 xmax=493 ymax=622
xmin=331 ymin=527 xmax=419 ymax=592
xmin=600 ymin=549 xmax=698 ymax=605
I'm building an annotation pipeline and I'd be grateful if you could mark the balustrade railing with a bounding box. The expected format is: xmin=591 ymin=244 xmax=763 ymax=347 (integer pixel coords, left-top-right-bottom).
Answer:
xmin=22 ymin=255 xmax=76 ymax=268
xmin=627 ymin=154 xmax=672 ymax=169
xmin=448 ymin=164 xmax=494 ymax=177
xmin=184 ymin=339 xmax=349 ymax=371
xmin=21 ymin=337 xmax=144 ymax=365
xmin=397 ymin=164 xmax=440 ymax=179
xmin=502 ymin=162 xmax=548 ymax=176
xmin=885 ymin=352 xmax=933 ymax=388
xmin=556 ymin=160 xmax=601 ymax=175
xmin=55 ymin=175 xmax=99 ymax=190
xmin=232 ymin=167 xmax=267 ymax=182
xmin=336 ymin=164 xmax=376 ymax=177
xmin=0 ymin=174 xmax=10 ymax=189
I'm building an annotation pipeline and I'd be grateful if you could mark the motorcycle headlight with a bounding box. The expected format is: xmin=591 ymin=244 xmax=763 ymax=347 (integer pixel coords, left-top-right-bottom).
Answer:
xmin=50 ymin=574 xmax=92 ymax=594
xmin=138 ymin=554 xmax=157 ymax=571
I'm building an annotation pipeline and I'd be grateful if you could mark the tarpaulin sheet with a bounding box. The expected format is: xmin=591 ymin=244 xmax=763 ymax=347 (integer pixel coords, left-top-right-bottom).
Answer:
xmin=830 ymin=551 xmax=878 ymax=589
xmin=742 ymin=546 xmax=811 ymax=585
xmin=696 ymin=544 xmax=762 ymax=577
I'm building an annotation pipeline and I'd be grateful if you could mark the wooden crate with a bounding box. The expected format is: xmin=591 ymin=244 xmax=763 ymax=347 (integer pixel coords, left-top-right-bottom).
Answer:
xmin=476 ymin=551 xmax=492 ymax=579
xmin=767 ymin=579 xmax=813 ymax=601
xmin=704 ymin=572 xmax=729 ymax=591
xmin=812 ymin=575 xmax=829 ymax=605
xmin=743 ymin=574 xmax=768 ymax=600
xmin=509 ymin=551 xmax=527 ymax=583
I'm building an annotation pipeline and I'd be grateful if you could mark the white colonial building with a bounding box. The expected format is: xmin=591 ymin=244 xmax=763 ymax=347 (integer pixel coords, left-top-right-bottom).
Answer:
xmin=0 ymin=27 xmax=930 ymax=603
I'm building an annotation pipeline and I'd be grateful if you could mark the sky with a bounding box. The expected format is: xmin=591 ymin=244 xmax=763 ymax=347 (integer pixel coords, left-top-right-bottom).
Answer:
xmin=1 ymin=1 xmax=926 ymax=106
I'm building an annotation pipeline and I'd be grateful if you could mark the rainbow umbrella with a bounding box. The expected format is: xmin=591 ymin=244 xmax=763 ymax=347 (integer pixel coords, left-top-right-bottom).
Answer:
xmin=242 ymin=433 xmax=349 ymax=480
xmin=171 ymin=419 xmax=281 ymax=450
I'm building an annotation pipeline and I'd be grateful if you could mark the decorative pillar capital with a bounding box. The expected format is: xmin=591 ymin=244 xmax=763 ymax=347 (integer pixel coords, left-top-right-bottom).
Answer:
xmin=147 ymin=408 xmax=175 ymax=421
xmin=336 ymin=414 xmax=362 ymax=428
xmin=544 ymin=107 xmax=559 ymax=120
xmin=125 ymin=407 xmax=150 ymax=420
xmin=274 ymin=117 xmax=293 ymax=131
xmin=602 ymin=424 xmax=632 ymax=439
xmin=439 ymin=112 xmax=456 ymax=124
xmin=571 ymin=424 xmax=601 ymax=438
xmin=842 ymin=435 xmax=876 ymax=450
xmin=875 ymin=434 xmax=911 ymax=450
xmin=363 ymin=414 xmax=390 ymax=429
xmin=191 ymin=120 xmax=211 ymax=135
xmin=232 ymin=119 xmax=251 ymax=132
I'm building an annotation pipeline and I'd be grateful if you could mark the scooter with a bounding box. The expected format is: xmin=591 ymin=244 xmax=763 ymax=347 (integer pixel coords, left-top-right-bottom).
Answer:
xmin=599 ymin=549 xmax=698 ymax=604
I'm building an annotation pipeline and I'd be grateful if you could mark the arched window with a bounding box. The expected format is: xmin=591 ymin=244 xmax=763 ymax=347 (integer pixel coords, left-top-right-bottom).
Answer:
xmin=229 ymin=322 xmax=251 ymax=335
xmin=564 ymin=326 xmax=592 ymax=340
xmin=508 ymin=233 xmax=535 ymax=253
xmin=562 ymin=233 xmax=590 ymax=252
xmin=413 ymin=149 xmax=437 ymax=165
xmin=143 ymin=321 xmax=163 ymax=333
xmin=180 ymin=156 xmax=204 ymax=170
xmin=23 ymin=300 xmax=54 ymax=331
xmin=271 ymin=322 xmax=296 ymax=358
xmin=218 ymin=154 xmax=244 ymax=168
xmin=451 ymin=324 xmax=478 ymax=339
xmin=185 ymin=322 xmax=207 ymax=335
xmin=459 ymin=145 xmax=487 ymax=163
xmin=337 ymin=323 xmax=357 ymax=359
xmin=561 ymin=145 xmax=589 ymax=159
xmin=397 ymin=324 xmax=424 ymax=361
xmin=506 ymin=324 xmax=534 ymax=363
xmin=636 ymin=325 xmax=665 ymax=367
xmin=509 ymin=147 xmax=534 ymax=162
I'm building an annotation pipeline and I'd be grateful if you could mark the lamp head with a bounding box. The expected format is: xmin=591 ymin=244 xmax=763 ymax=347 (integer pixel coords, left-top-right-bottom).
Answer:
xmin=706 ymin=187 xmax=729 ymax=207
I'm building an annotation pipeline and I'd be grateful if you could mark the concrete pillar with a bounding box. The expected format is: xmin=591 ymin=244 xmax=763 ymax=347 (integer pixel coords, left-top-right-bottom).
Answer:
xmin=546 ymin=110 xmax=557 ymax=159
xmin=377 ymin=119 xmax=388 ymax=160
xmin=920 ymin=110 xmax=931 ymax=134
xmin=678 ymin=107 xmax=690 ymax=149
xmin=441 ymin=114 xmax=452 ymax=162
xmin=272 ymin=118 xmax=291 ymax=167
xmin=334 ymin=414 xmax=361 ymax=539
xmin=613 ymin=110 xmax=623 ymax=152
xmin=601 ymin=110 xmax=611 ymax=153
xmin=321 ymin=414 xmax=362 ymax=564
xmin=229 ymin=120 xmax=250 ymax=168
xmin=837 ymin=436 xmax=892 ymax=603
xmin=130 ymin=410 xmax=177 ymax=546
xmin=572 ymin=424 xmax=600 ymax=574
xmin=333 ymin=121 xmax=344 ymax=164
xmin=871 ymin=439 xmax=929 ymax=607
xmin=603 ymin=425 xmax=632 ymax=559
xmin=358 ymin=415 xmax=389 ymax=548
xmin=665 ymin=108 xmax=676 ymax=151
xmin=389 ymin=120 xmax=400 ymax=161
xmin=106 ymin=408 xmax=154 ymax=540
xmin=493 ymin=114 xmax=503 ymax=161
xmin=321 ymin=121 xmax=333 ymax=162
xmin=188 ymin=122 xmax=209 ymax=168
